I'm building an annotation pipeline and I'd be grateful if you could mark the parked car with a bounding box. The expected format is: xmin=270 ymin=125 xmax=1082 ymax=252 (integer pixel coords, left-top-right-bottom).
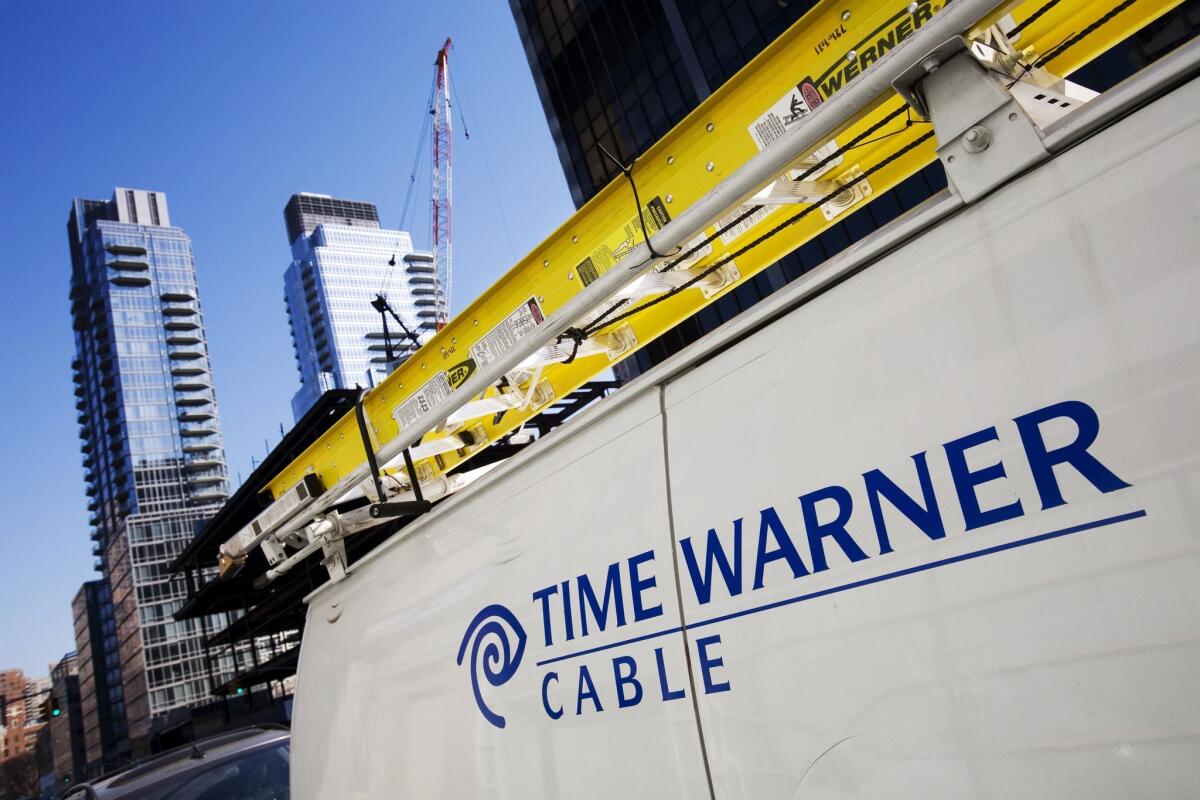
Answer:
xmin=65 ymin=726 xmax=289 ymax=800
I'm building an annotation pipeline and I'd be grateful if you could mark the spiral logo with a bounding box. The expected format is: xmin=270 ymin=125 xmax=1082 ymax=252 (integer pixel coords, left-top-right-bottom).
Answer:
xmin=456 ymin=604 xmax=527 ymax=729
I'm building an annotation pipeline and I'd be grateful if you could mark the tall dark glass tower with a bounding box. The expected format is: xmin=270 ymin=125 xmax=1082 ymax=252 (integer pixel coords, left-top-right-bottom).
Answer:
xmin=510 ymin=0 xmax=1200 ymax=379
xmin=67 ymin=188 xmax=234 ymax=762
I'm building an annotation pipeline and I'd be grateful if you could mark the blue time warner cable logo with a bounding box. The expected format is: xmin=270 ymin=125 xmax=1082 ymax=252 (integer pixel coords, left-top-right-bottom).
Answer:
xmin=456 ymin=400 xmax=1143 ymax=730
xmin=456 ymin=604 xmax=527 ymax=729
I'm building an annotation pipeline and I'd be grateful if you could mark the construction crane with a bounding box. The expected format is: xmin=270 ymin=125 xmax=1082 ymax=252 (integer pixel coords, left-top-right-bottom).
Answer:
xmin=432 ymin=37 xmax=454 ymax=328
xmin=219 ymin=0 xmax=1184 ymax=583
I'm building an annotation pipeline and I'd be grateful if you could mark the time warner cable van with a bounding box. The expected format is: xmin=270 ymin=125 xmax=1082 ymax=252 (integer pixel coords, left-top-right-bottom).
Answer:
xmin=268 ymin=4 xmax=1200 ymax=797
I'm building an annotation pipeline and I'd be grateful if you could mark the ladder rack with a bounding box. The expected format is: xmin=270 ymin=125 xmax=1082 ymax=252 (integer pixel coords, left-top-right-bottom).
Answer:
xmin=220 ymin=0 xmax=1183 ymax=582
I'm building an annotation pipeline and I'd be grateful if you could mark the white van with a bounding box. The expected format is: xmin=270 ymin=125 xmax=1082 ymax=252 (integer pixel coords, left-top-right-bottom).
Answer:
xmin=285 ymin=15 xmax=1200 ymax=800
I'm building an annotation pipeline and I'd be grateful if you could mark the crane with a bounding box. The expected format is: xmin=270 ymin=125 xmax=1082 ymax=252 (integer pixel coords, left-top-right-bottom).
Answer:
xmin=432 ymin=37 xmax=453 ymax=328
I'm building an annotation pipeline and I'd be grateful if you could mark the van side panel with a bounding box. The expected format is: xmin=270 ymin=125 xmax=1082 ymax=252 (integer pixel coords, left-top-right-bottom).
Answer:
xmin=291 ymin=391 xmax=712 ymax=799
xmin=664 ymin=78 xmax=1200 ymax=797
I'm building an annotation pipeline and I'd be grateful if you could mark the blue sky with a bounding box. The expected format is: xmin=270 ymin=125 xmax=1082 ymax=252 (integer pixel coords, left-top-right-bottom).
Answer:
xmin=0 ymin=0 xmax=574 ymax=676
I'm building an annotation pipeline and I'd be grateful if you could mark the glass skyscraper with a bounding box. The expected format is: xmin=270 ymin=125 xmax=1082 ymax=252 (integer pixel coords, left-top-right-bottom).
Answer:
xmin=283 ymin=192 xmax=433 ymax=420
xmin=67 ymin=188 xmax=235 ymax=763
xmin=509 ymin=0 xmax=1198 ymax=380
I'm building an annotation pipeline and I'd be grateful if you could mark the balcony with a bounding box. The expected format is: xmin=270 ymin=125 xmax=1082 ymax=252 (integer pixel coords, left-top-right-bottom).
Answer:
xmin=107 ymin=260 xmax=149 ymax=272
xmin=178 ymin=411 xmax=214 ymax=422
xmin=180 ymin=426 xmax=218 ymax=437
xmin=166 ymin=334 xmax=202 ymax=346
xmin=161 ymin=291 xmax=196 ymax=302
xmin=188 ymin=473 xmax=225 ymax=486
xmin=184 ymin=458 xmax=222 ymax=471
xmin=182 ymin=442 xmax=219 ymax=453
xmin=173 ymin=380 xmax=209 ymax=392
xmin=410 ymin=276 xmax=437 ymax=286
xmin=110 ymin=275 xmax=152 ymax=288
xmin=162 ymin=306 xmax=198 ymax=317
xmin=189 ymin=488 xmax=228 ymax=504
xmin=168 ymin=350 xmax=205 ymax=361
xmin=105 ymin=244 xmax=147 ymax=256
xmin=164 ymin=320 xmax=199 ymax=331
xmin=174 ymin=395 xmax=211 ymax=407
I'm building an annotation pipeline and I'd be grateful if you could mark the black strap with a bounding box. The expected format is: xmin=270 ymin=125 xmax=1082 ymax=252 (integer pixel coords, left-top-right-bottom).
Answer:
xmin=555 ymin=327 xmax=588 ymax=364
xmin=354 ymin=387 xmax=386 ymax=504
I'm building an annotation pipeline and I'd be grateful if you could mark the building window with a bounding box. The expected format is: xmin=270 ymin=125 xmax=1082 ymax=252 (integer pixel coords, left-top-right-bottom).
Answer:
xmin=148 ymin=192 xmax=161 ymax=226
xmin=125 ymin=190 xmax=139 ymax=224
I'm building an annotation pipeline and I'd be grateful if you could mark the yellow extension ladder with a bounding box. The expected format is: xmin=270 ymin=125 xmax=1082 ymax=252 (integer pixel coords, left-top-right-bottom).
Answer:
xmin=220 ymin=0 xmax=1183 ymax=581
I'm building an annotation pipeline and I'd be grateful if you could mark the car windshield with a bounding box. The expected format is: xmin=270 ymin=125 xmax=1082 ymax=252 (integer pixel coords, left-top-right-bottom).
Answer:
xmin=136 ymin=741 xmax=290 ymax=800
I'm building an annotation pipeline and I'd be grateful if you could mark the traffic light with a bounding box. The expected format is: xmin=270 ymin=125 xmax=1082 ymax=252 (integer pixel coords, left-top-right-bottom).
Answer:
xmin=40 ymin=695 xmax=61 ymax=719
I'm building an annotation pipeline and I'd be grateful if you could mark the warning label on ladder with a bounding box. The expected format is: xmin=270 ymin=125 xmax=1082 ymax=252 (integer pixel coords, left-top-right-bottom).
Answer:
xmin=470 ymin=298 xmax=546 ymax=369
xmin=716 ymin=205 xmax=776 ymax=246
xmin=749 ymin=78 xmax=823 ymax=151
xmin=393 ymin=371 xmax=452 ymax=432
xmin=576 ymin=197 xmax=671 ymax=287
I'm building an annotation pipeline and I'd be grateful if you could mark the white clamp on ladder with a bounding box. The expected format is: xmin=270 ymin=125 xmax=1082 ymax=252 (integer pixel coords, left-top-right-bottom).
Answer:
xmin=892 ymin=20 xmax=1098 ymax=202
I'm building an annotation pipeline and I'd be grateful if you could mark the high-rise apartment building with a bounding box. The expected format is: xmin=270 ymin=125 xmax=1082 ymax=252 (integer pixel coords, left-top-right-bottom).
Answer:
xmin=0 ymin=669 xmax=29 ymax=761
xmin=67 ymin=188 xmax=234 ymax=763
xmin=48 ymin=653 xmax=86 ymax=787
xmin=0 ymin=669 xmax=47 ymax=763
xmin=283 ymin=192 xmax=433 ymax=420
xmin=71 ymin=581 xmax=124 ymax=773
xmin=510 ymin=0 xmax=1198 ymax=379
